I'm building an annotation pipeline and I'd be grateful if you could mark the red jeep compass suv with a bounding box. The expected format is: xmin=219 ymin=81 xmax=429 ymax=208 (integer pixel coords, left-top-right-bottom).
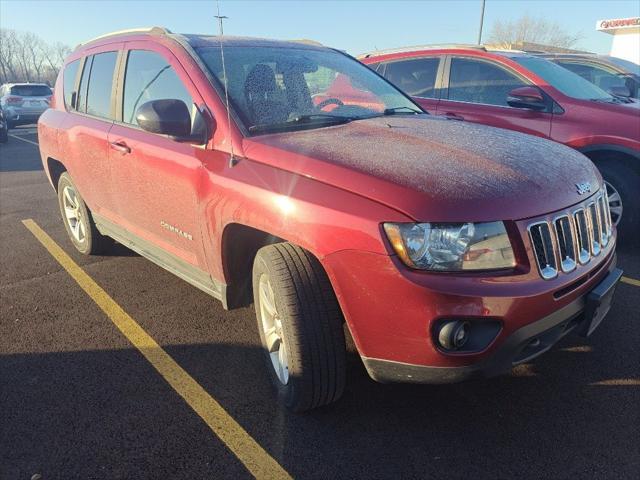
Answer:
xmin=38 ymin=29 xmax=622 ymax=411
xmin=360 ymin=46 xmax=640 ymax=243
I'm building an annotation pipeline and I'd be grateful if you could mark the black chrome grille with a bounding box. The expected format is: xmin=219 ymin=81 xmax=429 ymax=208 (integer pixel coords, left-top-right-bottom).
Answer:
xmin=528 ymin=222 xmax=558 ymax=279
xmin=587 ymin=201 xmax=601 ymax=256
xmin=528 ymin=193 xmax=613 ymax=280
xmin=573 ymin=209 xmax=590 ymax=265
xmin=597 ymin=194 xmax=610 ymax=246
xmin=554 ymin=215 xmax=576 ymax=272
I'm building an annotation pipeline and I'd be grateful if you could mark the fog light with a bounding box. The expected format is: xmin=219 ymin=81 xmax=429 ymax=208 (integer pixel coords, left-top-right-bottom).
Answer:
xmin=437 ymin=320 xmax=470 ymax=350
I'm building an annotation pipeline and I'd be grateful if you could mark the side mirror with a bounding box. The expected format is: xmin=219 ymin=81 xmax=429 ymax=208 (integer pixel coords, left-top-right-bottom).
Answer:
xmin=136 ymin=99 xmax=198 ymax=141
xmin=608 ymin=85 xmax=631 ymax=98
xmin=507 ymin=86 xmax=547 ymax=111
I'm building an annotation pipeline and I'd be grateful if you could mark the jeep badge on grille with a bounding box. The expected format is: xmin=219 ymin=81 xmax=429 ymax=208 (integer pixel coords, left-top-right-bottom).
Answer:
xmin=576 ymin=182 xmax=592 ymax=195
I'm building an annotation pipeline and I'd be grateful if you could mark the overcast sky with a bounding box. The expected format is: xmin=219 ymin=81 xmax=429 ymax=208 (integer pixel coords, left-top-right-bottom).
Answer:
xmin=1 ymin=0 xmax=639 ymax=55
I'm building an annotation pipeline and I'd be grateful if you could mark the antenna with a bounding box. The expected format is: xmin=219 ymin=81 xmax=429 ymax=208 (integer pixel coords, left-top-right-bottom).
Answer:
xmin=215 ymin=0 xmax=237 ymax=167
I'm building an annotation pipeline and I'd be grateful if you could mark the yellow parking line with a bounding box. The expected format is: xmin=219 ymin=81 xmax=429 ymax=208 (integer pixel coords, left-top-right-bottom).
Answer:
xmin=8 ymin=133 xmax=39 ymax=146
xmin=621 ymin=276 xmax=640 ymax=287
xmin=21 ymin=219 xmax=291 ymax=480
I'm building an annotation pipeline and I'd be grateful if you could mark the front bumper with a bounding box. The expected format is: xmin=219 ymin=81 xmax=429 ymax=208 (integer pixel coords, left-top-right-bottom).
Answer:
xmin=323 ymin=225 xmax=618 ymax=381
xmin=362 ymin=264 xmax=622 ymax=384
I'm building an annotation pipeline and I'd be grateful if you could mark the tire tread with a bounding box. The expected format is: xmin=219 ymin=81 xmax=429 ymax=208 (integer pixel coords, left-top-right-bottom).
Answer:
xmin=254 ymin=242 xmax=346 ymax=411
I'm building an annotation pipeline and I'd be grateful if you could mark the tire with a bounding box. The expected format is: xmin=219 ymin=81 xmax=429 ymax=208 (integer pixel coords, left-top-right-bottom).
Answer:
xmin=596 ymin=160 xmax=639 ymax=246
xmin=252 ymin=242 xmax=346 ymax=412
xmin=0 ymin=129 xmax=7 ymax=143
xmin=57 ymin=172 xmax=113 ymax=255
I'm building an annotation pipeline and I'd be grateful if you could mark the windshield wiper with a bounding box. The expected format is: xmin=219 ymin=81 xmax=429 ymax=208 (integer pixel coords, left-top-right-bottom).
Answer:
xmin=590 ymin=97 xmax=625 ymax=104
xmin=248 ymin=114 xmax=354 ymax=134
xmin=383 ymin=106 xmax=423 ymax=115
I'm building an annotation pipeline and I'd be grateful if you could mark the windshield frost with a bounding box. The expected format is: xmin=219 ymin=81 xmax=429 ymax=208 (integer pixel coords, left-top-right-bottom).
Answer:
xmin=196 ymin=46 xmax=421 ymax=133
xmin=514 ymin=56 xmax=613 ymax=101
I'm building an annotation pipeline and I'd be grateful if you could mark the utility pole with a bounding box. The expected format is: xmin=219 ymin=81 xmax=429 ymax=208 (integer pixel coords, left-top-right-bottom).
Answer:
xmin=214 ymin=13 xmax=228 ymax=36
xmin=477 ymin=0 xmax=486 ymax=45
xmin=215 ymin=0 xmax=228 ymax=35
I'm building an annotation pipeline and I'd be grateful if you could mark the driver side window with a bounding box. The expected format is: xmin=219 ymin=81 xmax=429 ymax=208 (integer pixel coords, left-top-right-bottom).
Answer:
xmin=448 ymin=57 xmax=526 ymax=107
xmin=122 ymin=50 xmax=194 ymax=127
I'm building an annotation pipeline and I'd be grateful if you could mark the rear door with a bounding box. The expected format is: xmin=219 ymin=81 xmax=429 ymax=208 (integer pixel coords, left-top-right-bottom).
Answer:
xmin=375 ymin=56 xmax=444 ymax=113
xmin=107 ymin=43 xmax=208 ymax=269
xmin=437 ymin=56 xmax=552 ymax=138
xmin=58 ymin=45 xmax=121 ymax=216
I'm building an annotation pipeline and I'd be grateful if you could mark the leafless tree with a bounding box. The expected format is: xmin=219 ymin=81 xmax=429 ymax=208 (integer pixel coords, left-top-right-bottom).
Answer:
xmin=0 ymin=30 xmax=21 ymax=83
xmin=487 ymin=15 xmax=582 ymax=49
xmin=0 ymin=29 xmax=71 ymax=85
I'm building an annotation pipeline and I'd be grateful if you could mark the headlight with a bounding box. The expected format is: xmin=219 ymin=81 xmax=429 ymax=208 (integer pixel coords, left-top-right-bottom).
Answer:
xmin=383 ymin=221 xmax=516 ymax=271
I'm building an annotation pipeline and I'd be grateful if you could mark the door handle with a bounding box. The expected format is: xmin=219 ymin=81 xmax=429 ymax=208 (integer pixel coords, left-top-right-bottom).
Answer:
xmin=109 ymin=141 xmax=131 ymax=154
xmin=444 ymin=112 xmax=464 ymax=121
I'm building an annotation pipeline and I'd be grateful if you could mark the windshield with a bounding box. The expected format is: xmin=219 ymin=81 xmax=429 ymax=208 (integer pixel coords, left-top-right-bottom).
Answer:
xmin=603 ymin=56 xmax=640 ymax=76
xmin=513 ymin=56 xmax=614 ymax=101
xmin=196 ymin=45 xmax=423 ymax=134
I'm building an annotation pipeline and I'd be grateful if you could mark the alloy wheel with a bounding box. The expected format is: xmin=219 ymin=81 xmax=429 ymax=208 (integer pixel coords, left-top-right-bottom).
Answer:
xmin=605 ymin=181 xmax=623 ymax=227
xmin=258 ymin=273 xmax=289 ymax=385
xmin=62 ymin=185 xmax=86 ymax=243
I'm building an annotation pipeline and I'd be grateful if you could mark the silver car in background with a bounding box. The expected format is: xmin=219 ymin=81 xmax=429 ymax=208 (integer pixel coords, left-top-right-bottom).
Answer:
xmin=0 ymin=83 xmax=52 ymax=128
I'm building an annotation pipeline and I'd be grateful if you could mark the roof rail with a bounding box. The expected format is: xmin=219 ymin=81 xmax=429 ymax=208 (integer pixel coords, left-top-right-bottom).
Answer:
xmin=358 ymin=44 xmax=487 ymax=59
xmin=487 ymin=48 xmax=527 ymax=53
xmin=291 ymin=39 xmax=324 ymax=46
xmin=76 ymin=27 xmax=172 ymax=49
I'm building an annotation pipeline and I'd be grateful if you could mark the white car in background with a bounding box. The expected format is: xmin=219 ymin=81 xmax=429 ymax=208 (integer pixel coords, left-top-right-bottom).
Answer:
xmin=0 ymin=83 xmax=52 ymax=128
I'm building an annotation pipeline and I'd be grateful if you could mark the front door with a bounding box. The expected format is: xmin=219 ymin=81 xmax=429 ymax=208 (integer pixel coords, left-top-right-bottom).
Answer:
xmin=437 ymin=56 xmax=552 ymax=138
xmin=107 ymin=44 xmax=207 ymax=269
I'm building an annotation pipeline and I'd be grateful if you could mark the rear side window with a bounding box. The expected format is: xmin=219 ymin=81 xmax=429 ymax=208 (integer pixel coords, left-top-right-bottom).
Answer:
xmin=9 ymin=85 xmax=52 ymax=96
xmin=448 ymin=57 xmax=525 ymax=107
xmin=76 ymin=56 xmax=92 ymax=113
xmin=122 ymin=50 xmax=193 ymax=126
xmin=380 ymin=57 xmax=440 ymax=98
xmin=85 ymin=51 xmax=118 ymax=119
xmin=63 ymin=60 xmax=80 ymax=109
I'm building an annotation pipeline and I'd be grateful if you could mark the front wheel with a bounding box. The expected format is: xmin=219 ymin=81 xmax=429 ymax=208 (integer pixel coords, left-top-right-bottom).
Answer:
xmin=597 ymin=161 xmax=639 ymax=246
xmin=252 ymin=242 xmax=346 ymax=412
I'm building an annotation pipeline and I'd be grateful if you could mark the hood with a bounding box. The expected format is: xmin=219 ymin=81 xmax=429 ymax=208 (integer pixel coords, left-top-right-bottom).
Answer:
xmin=243 ymin=116 xmax=602 ymax=222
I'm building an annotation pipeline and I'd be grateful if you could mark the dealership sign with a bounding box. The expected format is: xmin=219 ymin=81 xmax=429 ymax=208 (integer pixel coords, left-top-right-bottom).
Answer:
xmin=597 ymin=17 xmax=640 ymax=31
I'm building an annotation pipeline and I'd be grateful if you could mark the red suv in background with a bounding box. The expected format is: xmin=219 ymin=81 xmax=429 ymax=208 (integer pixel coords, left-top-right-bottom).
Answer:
xmin=39 ymin=29 xmax=622 ymax=411
xmin=360 ymin=46 xmax=640 ymax=242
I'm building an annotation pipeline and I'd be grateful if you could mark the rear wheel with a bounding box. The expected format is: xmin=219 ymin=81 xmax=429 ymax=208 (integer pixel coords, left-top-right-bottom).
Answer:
xmin=597 ymin=160 xmax=639 ymax=246
xmin=252 ymin=242 xmax=346 ymax=412
xmin=57 ymin=172 xmax=113 ymax=255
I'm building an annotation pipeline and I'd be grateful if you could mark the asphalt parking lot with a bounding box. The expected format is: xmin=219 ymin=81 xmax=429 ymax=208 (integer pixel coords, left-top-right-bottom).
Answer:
xmin=1 ymin=126 xmax=639 ymax=480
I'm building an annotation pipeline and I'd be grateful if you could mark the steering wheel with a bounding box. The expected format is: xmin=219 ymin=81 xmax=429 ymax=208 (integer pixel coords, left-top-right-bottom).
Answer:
xmin=316 ymin=97 xmax=345 ymax=110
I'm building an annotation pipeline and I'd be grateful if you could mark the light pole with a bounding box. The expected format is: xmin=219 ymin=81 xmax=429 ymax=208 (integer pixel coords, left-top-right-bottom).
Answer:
xmin=477 ymin=0 xmax=486 ymax=45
